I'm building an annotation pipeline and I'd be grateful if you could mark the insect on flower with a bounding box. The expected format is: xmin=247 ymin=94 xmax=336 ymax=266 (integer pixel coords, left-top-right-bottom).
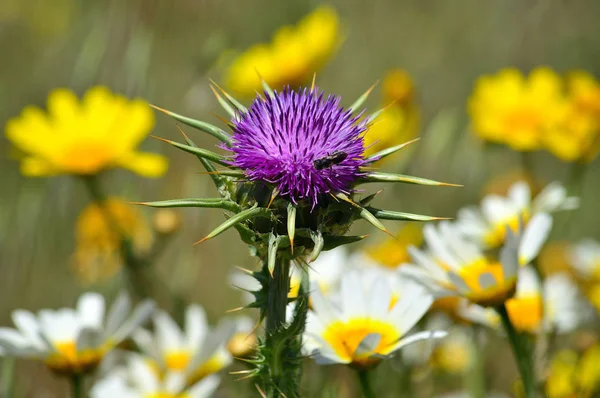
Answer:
xmin=313 ymin=150 xmax=348 ymax=170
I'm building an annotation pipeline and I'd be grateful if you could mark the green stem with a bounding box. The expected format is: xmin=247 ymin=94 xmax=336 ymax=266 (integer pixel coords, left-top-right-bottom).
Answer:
xmin=357 ymin=370 xmax=375 ymax=398
xmin=467 ymin=326 xmax=487 ymax=398
xmin=70 ymin=374 xmax=84 ymax=398
xmin=496 ymin=304 xmax=536 ymax=398
xmin=266 ymin=257 xmax=290 ymax=333
xmin=80 ymin=175 xmax=169 ymax=303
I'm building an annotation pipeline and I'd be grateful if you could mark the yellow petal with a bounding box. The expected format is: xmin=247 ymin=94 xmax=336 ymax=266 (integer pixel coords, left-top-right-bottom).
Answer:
xmin=21 ymin=157 xmax=58 ymax=177
xmin=47 ymin=88 xmax=81 ymax=125
xmin=116 ymin=151 xmax=168 ymax=178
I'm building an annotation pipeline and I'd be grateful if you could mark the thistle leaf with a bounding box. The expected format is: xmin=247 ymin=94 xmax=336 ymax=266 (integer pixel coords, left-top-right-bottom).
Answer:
xmin=260 ymin=77 xmax=275 ymax=98
xmin=349 ymin=81 xmax=378 ymax=113
xmin=364 ymin=138 xmax=420 ymax=163
xmin=366 ymin=207 xmax=451 ymax=222
xmin=287 ymin=204 xmax=296 ymax=254
xmin=134 ymin=198 xmax=239 ymax=212
xmin=150 ymin=105 xmax=232 ymax=145
xmin=193 ymin=205 xmax=271 ymax=245
xmin=268 ymin=233 xmax=281 ymax=277
xmin=359 ymin=172 xmax=462 ymax=187
xmin=359 ymin=207 xmax=391 ymax=236
xmin=358 ymin=189 xmax=384 ymax=206
xmin=309 ymin=230 xmax=324 ymax=262
xmin=322 ymin=234 xmax=369 ymax=250
xmin=210 ymin=85 xmax=237 ymax=118
xmin=153 ymin=136 xmax=229 ymax=166
xmin=210 ymin=79 xmax=248 ymax=114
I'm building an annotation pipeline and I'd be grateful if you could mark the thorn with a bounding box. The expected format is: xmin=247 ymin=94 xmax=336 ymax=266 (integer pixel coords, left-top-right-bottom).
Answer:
xmin=234 ymin=265 xmax=254 ymax=275
xmin=403 ymin=137 xmax=421 ymax=146
xmin=209 ymin=84 xmax=223 ymax=101
xmin=126 ymin=201 xmax=146 ymax=206
xmin=254 ymin=67 xmax=264 ymax=80
xmin=256 ymin=384 xmax=267 ymax=398
xmin=192 ymin=236 xmax=210 ymax=246
xmin=230 ymin=369 xmax=255 ymax=375
xmin=254 ymin=89 xmax=265 ymax=101
xmin=211 ymin=112 xmax=235 ymax=129
xmin=209 ymin=78 xmax=231 ymax=98
xmin=267 ymin=189 xmax=278 ymax=208
xmin=174 ymin=123 xmax=191 ymax=141
xmin=150 ymin=135 xmax=173 ymax=144
xmin=329 ymin=192 xmax=340 ymax=203
xmin=226 ymin=306 xmax=245 ymax=313
xmin=311 ymin=72 xmax=317 ymax=91
xmin=149 ymin=104 xmax=173 ymax=116
xmin=365 ymin=80 xmax=380 ymax=97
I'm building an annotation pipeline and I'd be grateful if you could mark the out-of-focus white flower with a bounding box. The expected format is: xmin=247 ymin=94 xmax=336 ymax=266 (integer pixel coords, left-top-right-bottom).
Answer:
xmin=544 ymin=273 xmax=592 ymax=333
xmin=455 ymin=182 xmax=577 ymax=248
xmin=132 ymin=304 xmax=233 ymax=386
xmin=0 ymin=292 xmax=154 ymax=375
xmin=568 ymin=239 xmax=600 ymax=282
xmin=401 ymin=214 xmax=552 ymax=307
xmin=90 ymin=353 xmax=220 ymax=398
xmin=304 ymin=270 xmax=446 ymax=369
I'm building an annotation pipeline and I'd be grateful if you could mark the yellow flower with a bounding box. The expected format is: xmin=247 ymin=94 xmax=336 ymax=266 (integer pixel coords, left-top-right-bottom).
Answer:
xmin=364 ymin=69 xmax=420 ymax=158
xmin=504 ymin=266 xmax=543 ymax=334
xmin=364 ymin=224 xmax=423 ymax=270
xmin=546 ymin=345 xmax=600 ymax=398
xmin=544 ymin=71 xmax=600 ymax=162
xmin=468 ymin=67 xmax=568 ymax=151
xmin=6 ymin=86 xmax=167 ymax=177
xmin=225 ymin=6 xmax=340 ymax=97
xmin=72 ymin=198 xmax=153 ymax=284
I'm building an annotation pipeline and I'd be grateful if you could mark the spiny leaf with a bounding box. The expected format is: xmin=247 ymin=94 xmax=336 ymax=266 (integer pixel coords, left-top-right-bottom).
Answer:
xmin=366 ymin=207 xmax=451 ymax=222
xmin=322 ymin=234 xmax=369 ymax=250
xmin=210 ymin=85 xmax=236 ymax=118
xmin=366 ymin=99 xmax=398 ymax=124
xmin=193 ymin=205 xmax=271 ymax=245
xmin=364 ymin=138 xmax=420 ymax=163
xmin=133 ymin=198 xmax=239 ymax=212
xmin=309 ymin=230 xmax=324 ymax=262
xmin=197 ymin=169 xmax=246 ymax=178
xmin=153 ymin=136 xmax=229 ymax=166
xmin=358 ymin=189 xmax=384 ymax=206
xmin=359 ymin=171 xmax=462 ymax=187
xmin=359 ymin=207 xmax=391 ymax=236
xmin=210 ymin=79 xmax=248 ymax=114
xmin=257 ymin=70 xmax=275 ymax=98
xmin=268 ymin=233 xmax=282 ymax=277
xmin=287 ymin=204 xmax=296 ymax=254
xmin=150 ymin=105 xmax=232 ymax=145
xmin=349 ymin=80 xmax=378 ymax=112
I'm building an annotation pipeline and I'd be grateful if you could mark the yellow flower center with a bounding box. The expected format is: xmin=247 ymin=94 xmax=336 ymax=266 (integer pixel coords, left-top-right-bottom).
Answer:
xmin=483 ymin=211 xmax=529 ymax=248
xmin=45 ymin=340 xmax=108 ymax=375
xmin=165 ymin=350 xmax=191 ymax=371
xmin=505 ymin=294 xmax=543 ymax=333
xmin=322 ymin=318 xmax=402 ymax=368
xmin=431 ymin=340 xmax=472 ymax=374
xmin=227 ymin=331 xmax=257 ymax=358
xmin=61 ymin=141 xmax=116 ymax=174
xmin=457 ymin=259 xmax=517 ymax=307
xmin=505 ymin=108 xmax=543 ymax=133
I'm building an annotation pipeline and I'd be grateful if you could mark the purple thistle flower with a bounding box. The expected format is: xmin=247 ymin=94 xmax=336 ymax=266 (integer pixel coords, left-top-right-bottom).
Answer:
xmin=229 ymin=87 xmax=368 ymax=206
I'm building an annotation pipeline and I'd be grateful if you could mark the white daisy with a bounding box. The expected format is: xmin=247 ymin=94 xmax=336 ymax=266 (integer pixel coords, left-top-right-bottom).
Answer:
xmin=455 ymin=181 xmax=577 ymax=248
xmin=400 ymin=214 xmax=552 ymax=307
xmin=0 ymin=292 xmax=154 ymax=375
xmin=132 ymin=304 xmax=233 ymax=386
xmin=568 ymin=239 xmax=600 ymax=283
xmin=304 ymin=270 xmax=446 ymax=369
xmin=544 ymin=273 xmax=592 ymax=333
xmin=90 ymin=352 xmax=220 ymax=398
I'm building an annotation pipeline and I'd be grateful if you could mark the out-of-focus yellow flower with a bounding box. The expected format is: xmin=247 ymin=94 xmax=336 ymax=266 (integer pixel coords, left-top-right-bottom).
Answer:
xmin=364 ymin=69 xmax=420 ymax=158
xmin=364 ymin=224 xmax=422 ymax=270
xmin=546 ymin=345 xmax=600 ymax=398
xmin=72 ymin=198 xmax=152 ymax=284
xmin=544 ymin=71 xmax=600 ymax=163
xmin=468 ymin=67 xmax=567 ymax=151
xmin=225 ymin=6 xmax=340 ymax=97
xmin=538 ymin=241 xmax=573 ymax=277
xmin=430 ymin=331 xmax=473 ymax=374
xmin=6 ymin=86 xmax=167 ymax=177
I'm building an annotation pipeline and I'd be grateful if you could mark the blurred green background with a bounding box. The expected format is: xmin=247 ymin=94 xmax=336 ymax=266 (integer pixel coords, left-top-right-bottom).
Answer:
xmin=1 ymin=0 xmax=600 ymax=396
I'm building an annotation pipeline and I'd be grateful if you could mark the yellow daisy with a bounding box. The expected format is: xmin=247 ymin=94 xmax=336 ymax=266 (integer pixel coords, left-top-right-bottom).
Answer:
xmin=225 ymin=6 xmax=340 ymax=97
xmin=468 ymin=67 xmax=568 ymax=151
xmin=5 ymin=86 xmax=167 ymax=177
xmin=546 ymin=344 xmax=600 ymax=398
xmin=72 ymin=198 xmax=153 ymax=285
xmin=363 ymin=69 xmax=420 ymax=158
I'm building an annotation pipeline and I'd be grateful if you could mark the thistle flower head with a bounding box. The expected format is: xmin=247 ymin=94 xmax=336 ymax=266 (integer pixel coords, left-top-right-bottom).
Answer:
xmin=229 ymin=87 xmax=368 ymax=206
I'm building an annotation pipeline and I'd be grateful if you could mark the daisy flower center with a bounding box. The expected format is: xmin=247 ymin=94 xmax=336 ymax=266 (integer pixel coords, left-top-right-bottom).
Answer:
xmin=164 ymin=350 xmax=192 ymax=371
xmin=322 ymin=318 xmax=401 ymax=366
xmin=45 ymin=340 xmax=106 ymax=374
xmin=457 ymin=259 xmax=517 ymax=305
xmin=61 ymin=141 xmax=116 ymax=174
xmin=484 ymin=211 xmax=529 ymax=248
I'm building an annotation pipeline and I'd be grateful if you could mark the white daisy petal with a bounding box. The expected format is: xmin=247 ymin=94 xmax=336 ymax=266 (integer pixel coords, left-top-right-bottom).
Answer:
xmin=518 ymin=213 xmax=552 ymax=265
xmin=187 ymin=374 xmax=221 ymax=398
xmin=77 ymin=292 xmax=106 ymax=331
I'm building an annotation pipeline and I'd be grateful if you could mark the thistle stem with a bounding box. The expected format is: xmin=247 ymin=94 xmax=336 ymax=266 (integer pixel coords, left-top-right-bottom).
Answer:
xmin=496 ymin=304 xmax=536 ymax=398
xmin=266 ymin=257 xmax=290 ymax=333
xmin=357 ymin=370 xmax=375 ymax=398
xmin=70 ymin=374 xmax=84 ymax=398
